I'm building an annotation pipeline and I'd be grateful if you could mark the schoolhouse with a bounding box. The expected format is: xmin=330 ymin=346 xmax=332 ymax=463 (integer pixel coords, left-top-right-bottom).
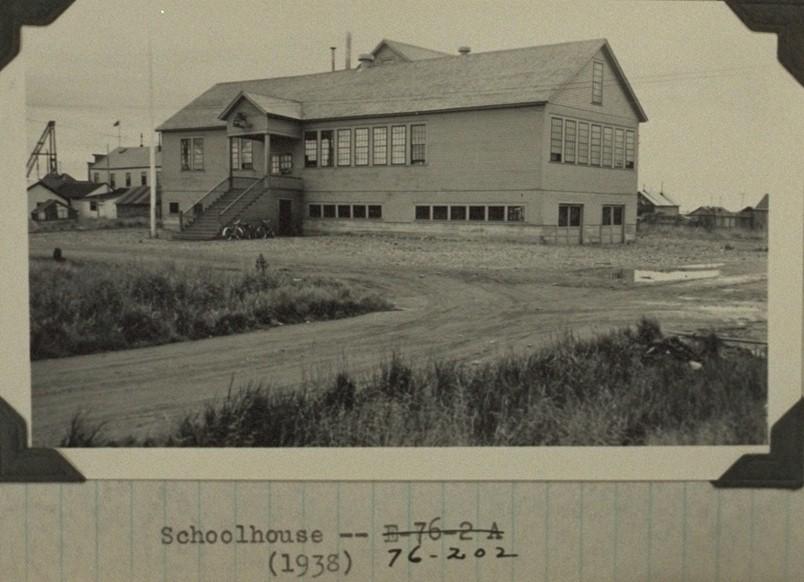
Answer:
xmin=157 ymin=38 xmax=647 ymax=243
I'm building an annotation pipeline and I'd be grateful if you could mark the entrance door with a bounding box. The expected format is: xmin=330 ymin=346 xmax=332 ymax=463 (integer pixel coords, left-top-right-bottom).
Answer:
xmin=557 ymin=204 xmax=584 ymax=244
xmin=278 ymin=199 xmax=293 ymax=236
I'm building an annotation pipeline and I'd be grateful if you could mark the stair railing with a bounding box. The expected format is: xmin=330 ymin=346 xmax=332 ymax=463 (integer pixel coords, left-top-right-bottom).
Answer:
xmin=179 ymin=177 xmax=231 ymax=231
xmin=218 ymin=176 xmax=269 ymax=227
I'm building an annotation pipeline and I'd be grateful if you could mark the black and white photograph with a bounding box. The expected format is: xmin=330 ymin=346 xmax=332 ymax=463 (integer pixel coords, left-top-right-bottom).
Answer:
xmin=19 ymin=0 xmax=801 ymax=451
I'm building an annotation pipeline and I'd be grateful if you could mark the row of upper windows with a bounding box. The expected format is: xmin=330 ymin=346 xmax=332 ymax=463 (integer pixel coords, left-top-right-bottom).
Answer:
xmin=309 ymin=203 xmax=383 ymax=219
xmin=93 ymin=170 xmax=158 ymax=188
xmin=550 ymin=117 xmax=635 ymax=170
xmin=304 ymin=124 xmax=426 ymax=168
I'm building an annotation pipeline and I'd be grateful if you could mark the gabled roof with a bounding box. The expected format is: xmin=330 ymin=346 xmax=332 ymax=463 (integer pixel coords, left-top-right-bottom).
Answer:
xmin=84 ymin=187 xmax=127 ymax=201
xmin=218 ymin=91 xmax=302 ymax=121
xmin=158 ymin=38 xmax=647 ymax=131
xmin=755 ymin=193 xmax=769 ymax=210
xmin=689 ymin=206 xmax=734 ymax=216
xmin=88 ymin=146 xmax=162 ymax=170
xmin=115 ymin=185 xmax=152 ymax=206
xmin=370 ymin=39 xmax=451 ymax=62
xmin=30 ymin=173 xmax=106 ymax=200
xmin=638 ymin=189 xmax=678 ymax=207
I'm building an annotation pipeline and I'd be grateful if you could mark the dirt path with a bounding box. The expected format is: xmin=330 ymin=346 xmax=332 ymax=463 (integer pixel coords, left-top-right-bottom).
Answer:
xmin=29 ymin=230 xmax=767 ymax=445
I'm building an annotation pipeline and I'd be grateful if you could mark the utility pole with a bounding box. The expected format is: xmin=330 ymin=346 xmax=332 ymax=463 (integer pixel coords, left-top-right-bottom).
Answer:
xmin=147 ymin=10 xmax=157 ymax=238
xmin=330 ymin=46 xmax=336 ymax=72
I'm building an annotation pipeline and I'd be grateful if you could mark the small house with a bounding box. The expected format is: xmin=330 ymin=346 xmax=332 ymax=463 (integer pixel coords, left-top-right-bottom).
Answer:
xmin=637 ymin=189 xmax=679 ymax=217
xmin=688 ymin=206 xmax=736 ymax=229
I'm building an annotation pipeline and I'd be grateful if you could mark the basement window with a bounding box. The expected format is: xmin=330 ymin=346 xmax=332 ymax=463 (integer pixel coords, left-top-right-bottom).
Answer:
xmin=450 ymin=206 xmax=467 ymax=221
xmin=368 ymin=205 xmax=382 ymax=219
xmin=308 ymin=204 xmax=322 ymax=218
xmin=338 ymin=204 xmax=351 ymax=218
xmin=432 ymin=206 xmax=448 ymax=220
xmin=488 ymin=206 xmax=505 ymax=221
xmin=415 ymin=205 xmax=431 ymax=220
xmin=352 ymin=205 xmax=367 ymax=218
xmin=507 ymin=206 xmax=524 ymax=222
xmin=469 ymin=206 xmax=486 ymax=221
xmin=169 ymin=202 xmax=179 ymax=215
xmin=323 ymin=204 xmax=336 ymax=218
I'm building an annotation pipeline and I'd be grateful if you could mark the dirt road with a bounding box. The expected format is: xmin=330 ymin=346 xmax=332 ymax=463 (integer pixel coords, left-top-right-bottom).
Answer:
xmin=29 ymin=229 xmax=767 ymax=445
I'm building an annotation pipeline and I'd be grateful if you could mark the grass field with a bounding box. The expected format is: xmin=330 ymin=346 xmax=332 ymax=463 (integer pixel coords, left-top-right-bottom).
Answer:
xmin=29 ymin=256 xmax=390 ymax=360
xmin=61 ymin=319 xmax=767 ymax=447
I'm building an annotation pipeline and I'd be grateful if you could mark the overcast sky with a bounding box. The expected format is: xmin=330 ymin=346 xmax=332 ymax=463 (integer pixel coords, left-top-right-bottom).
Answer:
xmin=21 ymin=0 xmax=804 ymax=211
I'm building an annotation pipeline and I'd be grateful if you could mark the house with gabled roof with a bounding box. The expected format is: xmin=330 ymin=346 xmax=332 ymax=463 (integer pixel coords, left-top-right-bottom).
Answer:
xmin=87 ymin=145 xmax=162 ymax=190
xmin=637 ymin=189 xmax=679 ymax=217
xmin=157 ymin=38 xmax=647 ymax=243
xmin=27 ymin=173 xmax=110 ymax=219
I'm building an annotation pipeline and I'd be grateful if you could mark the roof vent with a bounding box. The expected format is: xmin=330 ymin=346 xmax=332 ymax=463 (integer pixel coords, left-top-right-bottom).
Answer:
xmin=357 ymin=53 xmax=375 ymax=68
xmin=458 ymin=46 xmax=471 ymax=55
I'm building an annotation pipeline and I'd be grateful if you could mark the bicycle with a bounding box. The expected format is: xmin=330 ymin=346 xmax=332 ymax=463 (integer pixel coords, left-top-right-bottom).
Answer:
xmin=253 ymin=219 xmax=275 ymax=239
xmin=221 ymin=219 xmax=247 ymax=240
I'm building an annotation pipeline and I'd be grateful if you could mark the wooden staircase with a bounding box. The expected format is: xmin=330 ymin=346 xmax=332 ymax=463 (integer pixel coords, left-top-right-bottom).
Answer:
xmin=173 ymin=177 xmax=268 ymax=241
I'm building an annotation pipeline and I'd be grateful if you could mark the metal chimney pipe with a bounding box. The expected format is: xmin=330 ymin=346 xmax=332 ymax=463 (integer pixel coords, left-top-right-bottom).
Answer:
xmin=345 ymin=32 xmax=352 ymax=69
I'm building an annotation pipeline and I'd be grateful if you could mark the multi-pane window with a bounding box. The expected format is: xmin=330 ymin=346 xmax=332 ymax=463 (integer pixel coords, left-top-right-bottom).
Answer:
xmin=141 ymin=171 xmax=147 ymax=186
xmin=432 ymin=206 xmax=448 ymax=220
xmin=352 ymin=205 xmax=367 ymax=218
xmin=231 ymin=137 xmax=253 ymax=170
xmin=323 ymin=204 xmax=336 ymax=218
xmin=469 ymin=206 xmax=486 ymax=221
xmin=372 ymin=127 xmax=388 ymax=165
xmin=304 ymin=131 xmax=318 ymax=167
xmin=564 ymin=120 xmax=577 ymax=164
xmin=577 ymin=122 xmax=589 ymax=165
xmin=450 ymin=206 xmax=467 ymax=221
xmin=337 ymin=204 xmax=351 ymax=218
xmin=550 ymin=118 xmax=563 ymax=162
xmin=410 ymin=124 xmax=426 ymax=164
xmin=337 ymin=129 xmax=351 ymax=166
xmin=488 ymin=206 xmax=505 ymax=221
xmin=602 ymin=127 xmax=613 ymax=167
xmin=320 ymin=130 xmax=334 ymax=167
xmin=590 ymin=125 xmax=602 ymax=166
xmin=391 ymin=125 xmax=406 ymax=165
xmin=368 ymin=205 xmax=382 ymax=218
xmin=625 ymin=130 xmax=635 ymax=169
xmin=592 ymin=61 xmax=604 ymax=104
xmin=415 ymin=206 xmax=431 ymax=220
xmin=354 ymin=128 xmax=369 ymax=166
xmin=271 ymin=153 xmax=293 ymax=175
xmin=558 ymin=204 xmax=583 ymax=227
xmin=614 ymin=128 xmax=625 ymax=168
xmin=181 ymin=137 xmax=204 ymax=171
xmin=507 ymin=206 xmax=525 ymax=222
xmin=602 ymin=205 xmax=624 ymax=226
xmin=125 ymin=172 xmax=132 ymax=187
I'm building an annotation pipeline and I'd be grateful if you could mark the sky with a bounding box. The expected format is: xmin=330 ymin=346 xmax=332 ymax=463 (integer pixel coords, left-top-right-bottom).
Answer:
xmin=21 ymin=0 xmax=804 ymax=212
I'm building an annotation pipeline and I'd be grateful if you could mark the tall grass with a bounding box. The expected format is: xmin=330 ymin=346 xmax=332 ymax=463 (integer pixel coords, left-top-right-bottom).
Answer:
xmin=62 ymin=319 xmax=767 ymax=447
xmin=30 ymin=257 xmax=390 ymax=359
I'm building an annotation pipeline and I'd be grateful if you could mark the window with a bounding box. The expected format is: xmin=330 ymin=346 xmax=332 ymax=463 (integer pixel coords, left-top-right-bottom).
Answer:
xmin=558 ymin=204 xmax=582 ymax=227
xmin=368 ymin=205 xmax=382 ymax=219
xmin=614 ymin=128 xmax=625 ymax=168
xmin=550 ymin=118 xmax=563 ymax=162
xmin=602 ymin=205 xmax=624 ymax=226
xmin=450 ymin=206 xmax=467 ymax=221
xmin=304 ymin=131 xmax=318 ymax=167
xmin=181 ymin=137 xmax=204 ymax=171
xmin=590 ymin=124 xmax=602 ymax=166
xmin=337 ymin=129 xmax=351 ymax=166
xmin=602 ymin=127 xmax=613 ymax=167
xmin=141 ymin=171 xmax=147 ymax=186
xmin=271 ymin=153 xmax=293 ymax=175
xmin=564 ymin=120 xmax=577 ymax=164
xmin=469 ymin=206 xmax=486 ymax=221
xmin=337 ymin=204 xmax=351 ymax=218
xmin=352 ymin=205 xmax=367 ymax=218
xmin=415 ymin=206 xmax=430 ymax=220
xmin=231 ymin=138 xmax=253 ymax=170
xmin=433 ymin=205 xmax=448 ymax=220
xmin=354 ymin=128 xmax=369 ymax=166
xmin=309 ymin=204 xmax=322 ymax=218
xmin=592 ymin=61 xmax=604 ymax=104
xmin=169 ymin=202 xmax=179 ymax=214
xmin=488 ymin=206 xmax=505 ymax=221
xmin=410 ymin=124 xmax=426 ymax=164
xmin=625 ymin=130 xmax=635 ymax=169
xmin=125 ymin=172 xmax=132 ymax=187
xmin=323 ymin=204 xmax=336 ymax=218
xmin=320 ymin=130 xmax=334 ymax=167
xmin=391 ymin=125 xmax=406 ymax=165
xmin=372 ymin=127 xmax=388 ymax=165
xmin=110 ymin=173 xmax=116 ymax=188
xmin=89 ymin=201 xmax=98 ymax=211
xmin=577 ymin=122 xmax=589 ymax=165
xmin=507 ymin=206 xmax=524 ymax=222
xmin=93 ymin=172 xmax=100 ymax=183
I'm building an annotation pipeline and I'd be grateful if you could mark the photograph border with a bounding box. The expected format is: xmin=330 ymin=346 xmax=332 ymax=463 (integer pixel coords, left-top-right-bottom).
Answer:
xmin=1 ymin=0 xmax=802 ymax=484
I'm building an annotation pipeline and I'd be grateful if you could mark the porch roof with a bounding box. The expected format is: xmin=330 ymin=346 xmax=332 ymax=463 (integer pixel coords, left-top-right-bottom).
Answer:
xmin=217 ymin=91 xmax=303 ymax=122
